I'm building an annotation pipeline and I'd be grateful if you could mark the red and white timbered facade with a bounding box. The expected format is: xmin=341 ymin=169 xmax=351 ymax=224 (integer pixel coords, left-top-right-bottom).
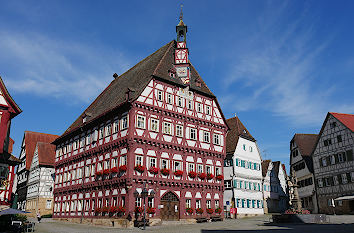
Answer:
xmin=53 ymin=19 xmax=228 ymax=221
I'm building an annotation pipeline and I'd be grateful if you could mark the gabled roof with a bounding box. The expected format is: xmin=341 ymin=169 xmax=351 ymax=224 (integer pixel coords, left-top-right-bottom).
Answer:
xmin=226 ymin=116 xmax=255 ymax=154
xmin=0 ymin=76 xmax=22 ymax=118
xmin=330 ymin=112 xmax=354 ymax=132
xmin=272 ymin=161 xmax=280 ymax=177
xmin=36 ymin=142 xmax=56 ymax=167
xmin=23 ymin=131 xmax=59 ymax=170
xmin=262 ymin=160 xmax=271 ymax=177
xmin=292 ymin=134 xmax=318 ymax=157
xmin=55 ymin=40 xmax=217 ymax=143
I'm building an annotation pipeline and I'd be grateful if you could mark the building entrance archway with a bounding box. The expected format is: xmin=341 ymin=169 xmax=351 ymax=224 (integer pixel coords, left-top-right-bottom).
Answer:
xmin=160 ymin=192 xmax=179 ymax=220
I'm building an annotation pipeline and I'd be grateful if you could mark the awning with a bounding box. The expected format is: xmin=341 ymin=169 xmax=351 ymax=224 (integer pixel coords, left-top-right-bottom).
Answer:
xmin=334 ymin=195 xmax=354 ymax=201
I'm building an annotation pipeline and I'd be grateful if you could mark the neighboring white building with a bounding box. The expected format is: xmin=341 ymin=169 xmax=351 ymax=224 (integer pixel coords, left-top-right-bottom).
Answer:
xmin=262 ymin=160 xmax=288 ymax=213
xmin=224 ymin=116 xmax=264 ymax=217
xmin=26 ymin=142 xmax=56 ymax=217
xmin=290 ymin=133 xmax=318 ymax=213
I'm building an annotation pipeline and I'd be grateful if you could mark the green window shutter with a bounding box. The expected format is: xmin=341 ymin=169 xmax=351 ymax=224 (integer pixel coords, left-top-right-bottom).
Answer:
xmin=233 ymin=180 xmax=237 ymax=188
xmin=235 ymin=158 xmax=239 ymax=166
xmin=346 ymin=150 xmax=353 ymax=161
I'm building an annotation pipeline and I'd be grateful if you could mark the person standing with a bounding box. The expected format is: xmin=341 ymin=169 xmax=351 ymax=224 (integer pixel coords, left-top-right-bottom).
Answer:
xmin=37 ymin=210 xmax=41 ymax=223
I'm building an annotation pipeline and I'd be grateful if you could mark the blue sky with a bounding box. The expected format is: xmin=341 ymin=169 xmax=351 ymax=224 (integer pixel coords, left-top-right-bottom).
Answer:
xmin=1 ymin=0 xmax=354 ymax=171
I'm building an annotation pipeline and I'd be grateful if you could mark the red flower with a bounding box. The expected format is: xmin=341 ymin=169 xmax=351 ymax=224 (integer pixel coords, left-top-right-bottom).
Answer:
xmin=186 ymin=208 xmax=194 ymax=214
xmin=96 ymin=171 xmax=103 ymax=176
xmin=188 ymin=171 xmax=197 ymax=178
xmin=206 ymin=208 xmax=214 ymax=214
xmin=198 ymin=173 xmax=206 ymax=180
xmin=160 ymin=168 xmax=170 ymax=176
xmin=147 ymin=207 xmax=156 ymax=214
xmin=216 ymin=175 xmax=224 ymax=181
xmin=101 ymin=206 xmax=109 ymax=212
xmin=135 ymin=206 xmax=143 ymax=213
xmin=207 ymin=173 xmax=214 ymax=180
xmin=149 ymin=167 xmax=159 ymax=175
xmin=134 ymin=165 xmax=145 ymax=173
xmin=119 ymin=165 xmax=127 ymax=173
xmin=94 ymin=207 xmax=101 ymax=213
xmin=117 ymin=206 xmax=126 ymax=213
xmin=103 ymin=169 xmax=110 ymax=175
xmin=109 ymin=206 xmax=117 ymax=213
xmin=196 ymin=208 xmax=204 ymax=214
xmin=174 ymin=170 xmax=183 ymax=177
xmin=215 ymin=207 xmax=222 ymax=214
xmin=110 ymin=167 xmax=119 ymax=173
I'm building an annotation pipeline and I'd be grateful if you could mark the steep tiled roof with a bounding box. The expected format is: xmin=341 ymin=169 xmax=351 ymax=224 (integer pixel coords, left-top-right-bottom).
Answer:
xmin=226 ymin=116 xmax=255 ymax=154
xmin=24 ymin=131 xmax=59 ymax=170
xmin=56 ymin=40 xmax=216 ymax=142
xmin=37 ymin=142 xmax=56 ymax=167
xmin=293 ymin=134 xmax=318 ymax=157
xmin=272 ymin=161 xmax=280 ymax=177
xmin=0 ymin=76 xmax=22 ymax=117
xmin=262 ymin=160 xmax=271 ymax=177
xmin=331 ymin=112 xmax=354 ymax=132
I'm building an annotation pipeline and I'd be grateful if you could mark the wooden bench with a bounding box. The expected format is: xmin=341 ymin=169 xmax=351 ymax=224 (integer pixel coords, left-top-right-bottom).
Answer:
xmin=211 ymin=216 xmax=223 ymax=222
xmin=134 ymin=219 xmax=150 ymax=228
xmin=196 ymin=217 xmax=208 ymax=223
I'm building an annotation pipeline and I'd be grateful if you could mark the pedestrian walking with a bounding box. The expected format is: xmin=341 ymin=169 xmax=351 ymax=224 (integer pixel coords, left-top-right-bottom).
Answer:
xmin=37 ymin=210 xmax=42 ymax=223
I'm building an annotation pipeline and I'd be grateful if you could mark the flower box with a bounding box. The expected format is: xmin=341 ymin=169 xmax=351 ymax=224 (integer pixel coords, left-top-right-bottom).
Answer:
xmin=215 ymin=207 xmax=222 ymax=214
xmin=174 ymin=170 xmax=183 ymax=177
xmin=196 ymin=208 xmax=204 ymax=214
xmin=206 ymin=208 xmax=214 ymax=214
xmin=149 ymin=167 xmax=159 ymax=175
xmin=101 ymin=206 xmax=109 ymax=213
xmin=110 ymin=167 xmax=119 ymax=173
xmin=147 ymin=207 xmax=156 ymax=214
xmin=94 ymin=207 xmax=101 ymax=213
xmin=206 ymin=173 xmax=214 ymax=180
xmin=119 ymin=165 xmax=127 ymax=173
xmin=134 ymin=165 xmax=145 ymax=173
xmin=109 ymin=206 xmax=117 ymax=213
xmin=198 ymin=173 xmax=206 ymax=180
xmin=103 ymin=169 xmax=110 ymax=175
xmin=95 ymin=171 xmax=103 ymax=176
xmin=188 ymin=171 xmax=197 ymax=178
xmin=117 ymin=206 xmax=126 ymax=213
xmin=160 ymin=168 xmax=170 ymax=176
xmin=186 ymin=208 xmax=194 ymax=214
xmin=135 ymin=206 xmax=143 ymax=213
xmin=216 ymin=174 xmax=224 ymax=181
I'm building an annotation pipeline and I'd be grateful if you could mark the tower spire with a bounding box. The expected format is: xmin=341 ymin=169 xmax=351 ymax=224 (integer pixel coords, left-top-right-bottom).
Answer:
xmin=179 ymin=4 xmax=183 ymax=21
xmin=176 ymin=4 xmax=187 ymax=42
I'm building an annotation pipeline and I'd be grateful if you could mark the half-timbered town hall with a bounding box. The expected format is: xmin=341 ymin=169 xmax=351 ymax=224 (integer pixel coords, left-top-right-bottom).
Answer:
xmin=52 ymin=17 xmax=228 ymax=223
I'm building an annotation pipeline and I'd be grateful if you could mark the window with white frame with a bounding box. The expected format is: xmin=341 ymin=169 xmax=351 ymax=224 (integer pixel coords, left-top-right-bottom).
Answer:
xmin=333 ymin=175 xmax=339 ymax=185
xmin=206 ymin=105 xmax=211 ymax=115
xmin=136 ymin=115 xmax=146 ymax=129
xmin=338 ymin=152 xmax=346 ymax=163
xmin=167 ymin=93 xmax=173 ymax=104
xmin=161 ymin=159 xmax=169 ymax=169
xmin=150 ymin=118 xmax=159 ymax=132
xmin=215 ymin=167 xmax=221 ymax=176
xmin=187 ymin=100 xmax=193 ymax=110
xmin=213 ymin=134 xmax=221 ymax=145
xmin=215 ymin=200 xmax=219 ymax=208
xmin=80 ymin=137 xmax=85 ymax=148
xmin=188 ymin=163 xmax=194 ymax=172
xmin=149 ymin=157 xmax=156 ymax=168
xmin=203 ymin=131 xmax=210 ymax=143
xmin=135 ymin=155 xmax=143 ymax=166
xmin=318 ymin=178 xmax=323 ymax=187
xmin=99 ymin=127 xmax=104 ymax=139
xmin=85 ymin=134 xmax=91 ymax=145
xmin=120 ymin=155 xmax=127 ymax=165
xmin=121 ymin=115 xmax=128 ymax=130
xmin=174 ymin=161 xmax=181 ymax=171
xmin=206 ymin=165 xmax=212 ymax=174
xmin=97 ymin=162 xmax=102 ymax=171
xmin=111 ymin=158 xmax=117 ymax=168
xmin=71 ymin=169 xmax=76 ymax=180
xmin=197 ymin=103 xmax=203 ymax=113
xmin=206 ymin=200 xmax=211 ymax=208
xmin=321 ymin=158 xmax=327 ymax=167
xmin=91 ymin=164 xmax=95 ymax=176
xmin=85 ymin=166 xmax=90 ymax=177
xmin=176 ymin=125 xmax=183 ymax=137
xmin=342 ymin=174 xmax=348 ymax=184
xmin=163 ymin=122 xmax=172 ymax=135
xmin=105 ymin=124 xmax=111 ymax=137
xmin=113 ymin=119 xmax=119 ymax=134
xmin=186 ymin=199 xmax=191 ymax=208
xmin=135 ymin=197 xmax=142 ymax=207
xmin=197 ymin=164 xmax=203 ymax=173
xmin=157 ymin=90 xmax=163 ymax=101
xmin=190 ymin=128 xmax=197 ymax=140
xmin=196 ymin=199 xmax=201 ymax=208
xmin=148 ymin=197 xmax=154 ymax=207
xmin=177 ymin=97 xmax=183 ymax=107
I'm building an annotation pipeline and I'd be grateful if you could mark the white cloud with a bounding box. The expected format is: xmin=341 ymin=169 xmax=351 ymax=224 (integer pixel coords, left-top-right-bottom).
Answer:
xmin=0 ymin=31 xmax=131 ymax=103
xmin=221 ymin=1 xmax=354 ymax=126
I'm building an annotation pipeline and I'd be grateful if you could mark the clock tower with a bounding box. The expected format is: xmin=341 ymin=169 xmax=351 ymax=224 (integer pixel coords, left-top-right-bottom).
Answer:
xmin=174 ymin=7 xmax=190 ymax=85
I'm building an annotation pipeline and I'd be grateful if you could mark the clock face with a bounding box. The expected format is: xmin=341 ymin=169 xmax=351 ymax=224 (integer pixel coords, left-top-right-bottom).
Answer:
xmin=176 ymin=67 xmax=188 ymax=77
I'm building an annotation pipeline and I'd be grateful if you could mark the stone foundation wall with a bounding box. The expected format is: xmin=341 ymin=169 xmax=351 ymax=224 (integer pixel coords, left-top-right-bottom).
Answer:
xmin=25 ymin=197 xmax=53 ymax=217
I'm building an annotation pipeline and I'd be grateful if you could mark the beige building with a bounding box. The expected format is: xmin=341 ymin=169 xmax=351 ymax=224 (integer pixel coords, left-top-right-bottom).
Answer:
xmin=26 ymin=142 xmax=56 ymax=217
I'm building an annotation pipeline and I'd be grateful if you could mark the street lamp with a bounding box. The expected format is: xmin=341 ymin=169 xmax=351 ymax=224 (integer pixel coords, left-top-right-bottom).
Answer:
xmin=134 ymin=181 xmax=155 ymax=230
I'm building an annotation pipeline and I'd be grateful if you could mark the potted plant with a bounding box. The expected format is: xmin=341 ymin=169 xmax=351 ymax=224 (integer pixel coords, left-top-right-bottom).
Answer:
xmin=188 ymin=171 xmax=197 ymax=178
xmin=198 ymin=173 xmax=206 ymax=180
xmin=216 ymin=174 xmax=224 ymax=181
xmin=206 ymin=208 xmax=214 ymax=214
xmin=160 ymin=168 xmax=170 ymax=176
xmin=215 ymin=207 xmax=222 ymax=214
xmin=110 ymin=167 xmax=119 ymax=173
xmin=206 ymin=173 xmax=214 ymax=180
xmin=196 ymin=208 xmax=204 ymax=214
xmin=119 ymin=165 xmax=127 ymax=173
xmin=149 ymin=167 xmax=159 ymax=175
xmin=186 ymin=207 xmax=194 ymax=214
xmin=174 ymin=170 xmax=183 ymax=177
xmin=134 ymin=165 xmax=145 ymax=173
xmin=135 ymin=206 xmax=143 ymax=214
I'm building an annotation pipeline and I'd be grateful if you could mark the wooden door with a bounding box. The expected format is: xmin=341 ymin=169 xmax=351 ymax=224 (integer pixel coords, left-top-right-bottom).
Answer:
xmin=160 ymin=192 xmax=179 ymax=220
